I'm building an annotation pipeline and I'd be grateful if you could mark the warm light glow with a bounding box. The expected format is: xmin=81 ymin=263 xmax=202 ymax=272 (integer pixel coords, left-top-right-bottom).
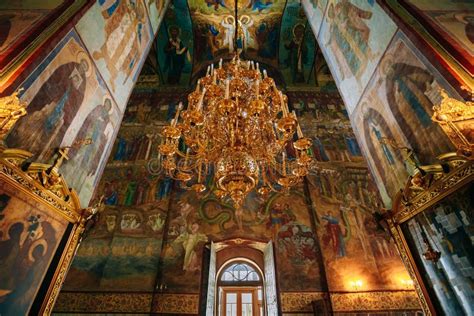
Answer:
xmin=349 ymin=279 xmax=363 ymax=291
xmin=400 ymin=278 xmax=414 ymax=288
xmin=158 ymin=55 xmax=312 ymax=208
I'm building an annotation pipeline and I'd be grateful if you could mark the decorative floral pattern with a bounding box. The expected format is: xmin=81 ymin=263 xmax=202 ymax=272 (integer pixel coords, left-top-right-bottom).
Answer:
xmin=331 ymin=291 xmax=420 ymax=311
xmin=54 ymin=292 xmax=152 ymax=313
xmin=152 ymin=293 xmax=199 ymax=314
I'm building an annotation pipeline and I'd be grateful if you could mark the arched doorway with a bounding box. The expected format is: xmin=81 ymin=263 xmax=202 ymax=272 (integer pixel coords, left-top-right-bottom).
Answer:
xmin=217 ymin=260 xmax=264 ymax=316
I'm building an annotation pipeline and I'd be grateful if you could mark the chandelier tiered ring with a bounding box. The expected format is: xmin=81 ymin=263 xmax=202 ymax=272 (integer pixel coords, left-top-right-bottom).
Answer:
xmin=158 ymin=56 xmax=313 ymax=208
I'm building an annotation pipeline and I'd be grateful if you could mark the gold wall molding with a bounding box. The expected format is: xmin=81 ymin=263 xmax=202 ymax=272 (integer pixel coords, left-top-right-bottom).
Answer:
xmin=387 ymin=152 xmax=473 ymax=316
xmin=392 ymin=153 xmax=473 ymax=224
xmin=330 ymin=291 xmax=420 ymax=312
xmin=0 ymin=148 xmax=81 ymax=222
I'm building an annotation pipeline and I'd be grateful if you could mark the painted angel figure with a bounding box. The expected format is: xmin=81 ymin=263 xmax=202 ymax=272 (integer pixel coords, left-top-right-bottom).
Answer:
xmin=174 ymin=223 xmax=208 ymax=272
xmin=221 ymin=15 xmax=235 ymax=53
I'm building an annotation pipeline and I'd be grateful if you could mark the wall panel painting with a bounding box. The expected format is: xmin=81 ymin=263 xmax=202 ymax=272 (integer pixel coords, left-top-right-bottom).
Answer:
xmin=156 ymin=0 xmax=194 ymax=86
xmin=0 ymin=181 xmax=69 ymax=315
xmin=6 ymin=30 xmax=121 ymax=207
xmin=161 ymin=186 xmax=324 ymax=293
xmin=76 ymin=0 xmax=153 ymax=110
xmin=64 ymin=201 xmax=168 ymax=291
xmin=353 ymin=31 xmax=459 ymax=207
xmin=307 ymin=171 xmax=409 ymax=292
xmin=189 ymin=0 xmax=286 ymax=75
xmin=318 ymin=0 xmax=397 ymax=113
xmin=279 ymin=0 xmax=317 ymax=86
xmin=399 ymin=0 xmax=473 ymax=72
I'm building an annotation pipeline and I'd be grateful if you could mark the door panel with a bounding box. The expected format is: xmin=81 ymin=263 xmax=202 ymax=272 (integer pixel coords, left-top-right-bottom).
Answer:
xmin=264 ymin=242 xmax=279 ymax=315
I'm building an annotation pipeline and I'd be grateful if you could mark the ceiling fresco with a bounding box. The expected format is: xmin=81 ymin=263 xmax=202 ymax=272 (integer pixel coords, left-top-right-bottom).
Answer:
xmin=138 ymin=0 xmax=337 ymax=90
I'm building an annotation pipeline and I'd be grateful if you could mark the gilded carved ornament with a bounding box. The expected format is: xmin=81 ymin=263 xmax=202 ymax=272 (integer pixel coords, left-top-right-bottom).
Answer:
xmin=432 ymin=89 xmax=474 ymax=158
xmin=0 ymin=90 xmax=27 ymax=145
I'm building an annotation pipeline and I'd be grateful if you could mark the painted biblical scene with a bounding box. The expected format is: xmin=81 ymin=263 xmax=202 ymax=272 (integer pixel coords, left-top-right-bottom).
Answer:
xmin=403 ymin=183 xmax=474 ymax=316
xmin=63 ymin=201 xmax=168 ymax=291
xmin=302 ymin=0 xmax=328 ymax=36
xmin=97 ymin=164 xmax=172 ymax=207
xmin=147 ymin=0 xmax=169 ymax=33
xmin=318 ymin=0 xmax=397 ymax=113
xmin=353 ymin=31 xmax=459 ymax=207
xmin=6 ymin=30 xmax=121 ymax=207
xmin=189 ymin=0 xmax=285 ymax=75
xmin=307 ymin=170 xmax=410 ymax=291
xmin=76 ymin=0 xmax=153 ymax=110
xmin=400 ymin=0 xmax=473 ymax=70
xmin=156 ymin=0 xmax=194 ymax=85
xmin=0 ymin=182 xmax=69 ymax=315
xmin=0 ymin=1 xmax=68 ymax=66
xmin=121 ymin=90 xmax=187 ymax=124
xmin=161 ymin=184 xmax=323 ymax=293
xmin=289 ymin=91 xmax=364 ymax=163
xmin=278 ymin=0 xmax=317 ymax=86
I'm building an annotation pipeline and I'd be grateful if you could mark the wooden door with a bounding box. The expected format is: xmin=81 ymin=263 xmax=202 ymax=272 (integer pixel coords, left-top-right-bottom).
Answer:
xmin=221 ymin=287 xmax=260 ymax=316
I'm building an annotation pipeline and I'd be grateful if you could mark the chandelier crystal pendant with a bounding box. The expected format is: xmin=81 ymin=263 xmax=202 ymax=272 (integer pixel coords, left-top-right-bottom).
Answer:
xmin=158 ymin=56 xmax=313 ymax=208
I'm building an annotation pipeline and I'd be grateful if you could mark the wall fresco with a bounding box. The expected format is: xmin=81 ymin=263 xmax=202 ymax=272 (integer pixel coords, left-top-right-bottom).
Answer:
xmin=76 ymin=0 xmax=153 ymax=110
xmin=6 ymin=30 xmax=121 ymax=206
xmin=302 ymin=0 xmax=328 ymax=36
xmin=156 ymin=0 xmax=194 ymax=85
xmin=353 ymin=31 xmax=458 ymax=206
xmin=317 ymin=0 xmax=397 ymax=113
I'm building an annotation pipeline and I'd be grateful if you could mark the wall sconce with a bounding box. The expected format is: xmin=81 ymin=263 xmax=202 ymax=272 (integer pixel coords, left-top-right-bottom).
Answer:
xmin=349 ymin=280 xmax=363 ymax=291
xmin=400 ymin=279 xmax=414 ymax=289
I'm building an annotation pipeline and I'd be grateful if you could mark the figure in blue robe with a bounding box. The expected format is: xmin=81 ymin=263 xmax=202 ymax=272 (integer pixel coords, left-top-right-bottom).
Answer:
xmin=114 ymin=137 xmax=127 ymax=161
xmin=248 ymin=0 xmax=272 ymax=12
xmin=371 ymin=123 xmax=395 ymax=165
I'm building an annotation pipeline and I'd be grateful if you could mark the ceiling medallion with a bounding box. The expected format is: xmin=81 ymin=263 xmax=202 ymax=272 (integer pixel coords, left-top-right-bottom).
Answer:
xmin=159 ymin=56 xmax=312 ymax=208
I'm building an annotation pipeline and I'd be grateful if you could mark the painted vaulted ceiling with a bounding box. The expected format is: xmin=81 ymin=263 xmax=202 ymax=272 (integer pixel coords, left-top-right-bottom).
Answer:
xmin=139 ymin=0 xmax=337 ymax=90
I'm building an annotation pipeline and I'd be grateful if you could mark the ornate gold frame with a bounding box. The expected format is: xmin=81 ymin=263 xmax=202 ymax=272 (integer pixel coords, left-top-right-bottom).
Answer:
xmin=0 ymin=147 xmax=98 ymax=314
xmin=386 ymin=153 xmax=473 ymax=316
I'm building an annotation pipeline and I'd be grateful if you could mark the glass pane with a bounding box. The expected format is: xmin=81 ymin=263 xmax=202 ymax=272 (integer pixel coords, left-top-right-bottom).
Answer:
xmin=242 ymin=293 xmax=253 ymax=316
xmin=242 ymin=293 xmax=252 ymax=304
xmin=226 ymin=293 xmax=237 ymax=303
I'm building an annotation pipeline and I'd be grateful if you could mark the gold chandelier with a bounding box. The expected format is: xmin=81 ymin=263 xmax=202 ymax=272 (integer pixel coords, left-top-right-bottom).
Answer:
xmin=158 ymin=56 xmax=312 ymax=208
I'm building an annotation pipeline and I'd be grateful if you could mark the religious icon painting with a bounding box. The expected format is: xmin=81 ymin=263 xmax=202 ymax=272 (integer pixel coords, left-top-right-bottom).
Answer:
xmin=0 ymin=180 xmax=69 ymax=315
xmin=318 ymin=0 xmax=397 ymax=113
xmin=6 ymin=30 xmax=121 ymax=207
xmin=352 ymin=30 xmax=460 ymax=207
xmin=76 ymin=0 xmax=154 ymax=111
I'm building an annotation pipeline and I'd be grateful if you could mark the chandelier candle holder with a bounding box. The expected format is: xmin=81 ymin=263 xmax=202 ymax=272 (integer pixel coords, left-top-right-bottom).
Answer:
xmin=158 ymin=56 xmax=312 ymax=208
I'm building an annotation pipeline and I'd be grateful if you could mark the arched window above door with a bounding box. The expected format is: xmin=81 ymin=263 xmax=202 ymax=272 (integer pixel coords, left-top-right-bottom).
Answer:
xmin=220 ymin=262 xmax=261 ymax=283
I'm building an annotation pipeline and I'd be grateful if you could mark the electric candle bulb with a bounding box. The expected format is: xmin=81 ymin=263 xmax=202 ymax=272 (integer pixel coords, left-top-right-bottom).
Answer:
xmin=225 ymin=79 xmax=230 ymax=99
xmin=198 ymin=88 xmax=207 ymax=111
xmin=210 ymin=63 xmax=214 ymax=75
xmin=263 ymin=69 xmax=267 ymax=78
xmin=219 ymin=58 xmax=223 ymax=68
